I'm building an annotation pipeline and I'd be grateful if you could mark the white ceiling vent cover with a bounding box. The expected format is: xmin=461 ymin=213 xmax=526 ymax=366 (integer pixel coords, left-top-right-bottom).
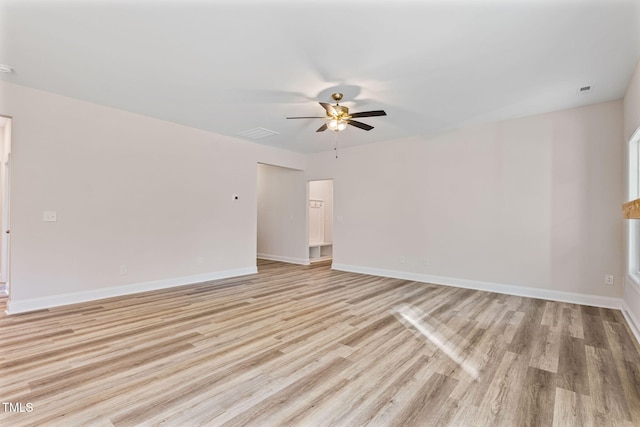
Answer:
xmin=238 ymin=127 xmax=280 ymax=140
xmin=577 ymin=85 xmax=594 ymax=95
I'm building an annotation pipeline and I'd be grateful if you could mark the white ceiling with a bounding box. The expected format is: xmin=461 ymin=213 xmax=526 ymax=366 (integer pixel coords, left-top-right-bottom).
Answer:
xmin=1 ymin=0 xmax=639 ymax=153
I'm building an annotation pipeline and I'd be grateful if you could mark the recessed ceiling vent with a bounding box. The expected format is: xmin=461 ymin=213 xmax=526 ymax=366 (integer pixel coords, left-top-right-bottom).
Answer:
xmin=577 ymin=85 xmax=593 ymax=95
xmin=237 ymin=127 xmax=279 ymax=140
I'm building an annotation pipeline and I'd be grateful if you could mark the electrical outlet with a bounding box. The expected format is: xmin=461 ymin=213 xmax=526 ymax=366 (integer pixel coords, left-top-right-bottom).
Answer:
xmin=604 ymin=274 xmax=614 ymax=286
xmin=43 ymin=211 xmax=57 ymax=222
xmin=400 ymin=256 xmax=406 ymax=264
xmin=197 ymin=257 xmax=203 ymax=265
xmin=120 ymin=264 xmax=128 ymax=275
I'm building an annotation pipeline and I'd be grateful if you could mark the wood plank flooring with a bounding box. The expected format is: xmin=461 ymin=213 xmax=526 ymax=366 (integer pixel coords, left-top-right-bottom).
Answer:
xmin=1 ymin=260 xmax=639 ymax=426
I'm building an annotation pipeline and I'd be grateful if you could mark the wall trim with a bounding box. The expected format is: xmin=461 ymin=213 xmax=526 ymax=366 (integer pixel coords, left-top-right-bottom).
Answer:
xmin=626 ymin=274 xmax=640 ymax=297
xmin=257 ymin=253 xmax=310 ymax=265
xmin=623 ymin=276 xmax=640 ymax=344
xmin=622 ymin=300 xmax=640 ymax=345
xmin=6 ymin=266 xmax=257 ymax=315
xmin=332 ymin=264 xmax=622 ymax=309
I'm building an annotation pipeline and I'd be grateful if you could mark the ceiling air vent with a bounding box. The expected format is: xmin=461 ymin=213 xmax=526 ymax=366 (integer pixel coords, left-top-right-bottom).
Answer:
xmin=237 ymin=127 xmax=279 ymax=140
xmin=577 ymin=85 xmax=593 ymax=95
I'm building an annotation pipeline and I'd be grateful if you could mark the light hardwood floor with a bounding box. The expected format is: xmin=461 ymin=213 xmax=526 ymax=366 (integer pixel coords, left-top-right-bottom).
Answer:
xmin=1 ymin=260 xmax=640 ymax=426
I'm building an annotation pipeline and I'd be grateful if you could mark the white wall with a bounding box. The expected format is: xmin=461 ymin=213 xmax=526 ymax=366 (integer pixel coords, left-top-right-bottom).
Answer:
xmin=308 ymin=100 xmax=623 ymax=303
xmin=257 ymin=163 xmax=307 ymax=264
xmin=623 ymin=59 xmax=640 ymax=338
xmin=309 ymin=179 xmax=333 ymax=244
xmin=0 ymin=81 xmax=306 ymax=313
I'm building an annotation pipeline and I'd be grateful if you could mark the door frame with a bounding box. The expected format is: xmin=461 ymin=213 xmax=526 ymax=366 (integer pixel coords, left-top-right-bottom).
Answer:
xmin=0 ymin=116 xmax=12 ymax=290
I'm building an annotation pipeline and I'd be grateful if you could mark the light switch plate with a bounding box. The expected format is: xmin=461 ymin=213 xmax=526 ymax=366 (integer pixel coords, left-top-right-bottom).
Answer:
xmin=43 ymin=211 xmax=57 ymax=222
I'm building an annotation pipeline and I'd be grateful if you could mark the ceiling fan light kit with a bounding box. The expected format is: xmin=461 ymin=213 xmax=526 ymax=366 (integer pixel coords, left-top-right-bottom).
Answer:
xmin=328 ymin=119 xmax=347 ymax=131
xmin=287 ymin=92 xmax=387 ymax=133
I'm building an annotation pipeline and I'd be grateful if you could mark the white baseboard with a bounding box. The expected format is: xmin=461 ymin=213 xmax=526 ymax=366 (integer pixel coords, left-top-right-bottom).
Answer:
xmin=6 ymin=266 xmax=257 ymax=315
xmin=257 ymin=253 xmax=310 ymax=265
xmin=622 ymin=278 xmax=640 ymax=344
xmin=622 ymin=300 xmax=640 ymax=345
xmin=626 ymin=275 xmax=640 ymax=299
xmin=332 ymin=264 xmax=622 ymax=310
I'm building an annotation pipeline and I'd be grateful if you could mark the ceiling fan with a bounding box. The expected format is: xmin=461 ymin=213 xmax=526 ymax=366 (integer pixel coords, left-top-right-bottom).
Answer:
xmin=287 ymin=93 xmax=387 ymax=132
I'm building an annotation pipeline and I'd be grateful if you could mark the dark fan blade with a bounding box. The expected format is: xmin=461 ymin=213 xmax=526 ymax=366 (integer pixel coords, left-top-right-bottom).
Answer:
xmin=347 ymin=120 xmax=373 ymax=131
xmin=349 ymin=110 xmax=387 ymax=118
xmin=316 ymin=123 xmax=328 ymax=132
xmin=287 ymin=116 xmax=325 ymax=119
xmin=319 ymin=102 xmax=337 ymax=117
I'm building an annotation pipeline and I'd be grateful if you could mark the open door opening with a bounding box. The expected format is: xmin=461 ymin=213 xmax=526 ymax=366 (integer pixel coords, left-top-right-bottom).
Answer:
xmin=308 ymin=179 xmax=333 ymax=263
xmin=256 ymin=163 xmax=307 ymax=270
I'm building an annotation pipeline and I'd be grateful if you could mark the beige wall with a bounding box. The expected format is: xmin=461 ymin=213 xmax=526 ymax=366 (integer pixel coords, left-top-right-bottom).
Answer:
xmin=309 ymin=100 xmax=624 ymax=299
xmin=0 ymin=81 xmax=306 ymax=311
xmin=0 ymin=77 xmax=631 ymax=314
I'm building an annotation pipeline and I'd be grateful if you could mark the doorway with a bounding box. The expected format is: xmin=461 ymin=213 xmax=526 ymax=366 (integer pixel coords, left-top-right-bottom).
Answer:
xmin=256 ymin=163 xmax=307 ymax=267
xmin=308 ymin=179 xmax=333 ymax=263
xmin=0 ymin=116 xmax=11 ymax=295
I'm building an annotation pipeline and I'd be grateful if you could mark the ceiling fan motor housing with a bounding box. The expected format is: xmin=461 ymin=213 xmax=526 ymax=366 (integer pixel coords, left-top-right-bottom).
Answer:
xmin=330 ymin=105 xmax=349 ymax=119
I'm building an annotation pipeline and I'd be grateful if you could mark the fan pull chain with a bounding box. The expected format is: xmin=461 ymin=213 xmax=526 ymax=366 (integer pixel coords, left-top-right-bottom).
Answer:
xmin=334 ymin=131 xmax=339 ymax=158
